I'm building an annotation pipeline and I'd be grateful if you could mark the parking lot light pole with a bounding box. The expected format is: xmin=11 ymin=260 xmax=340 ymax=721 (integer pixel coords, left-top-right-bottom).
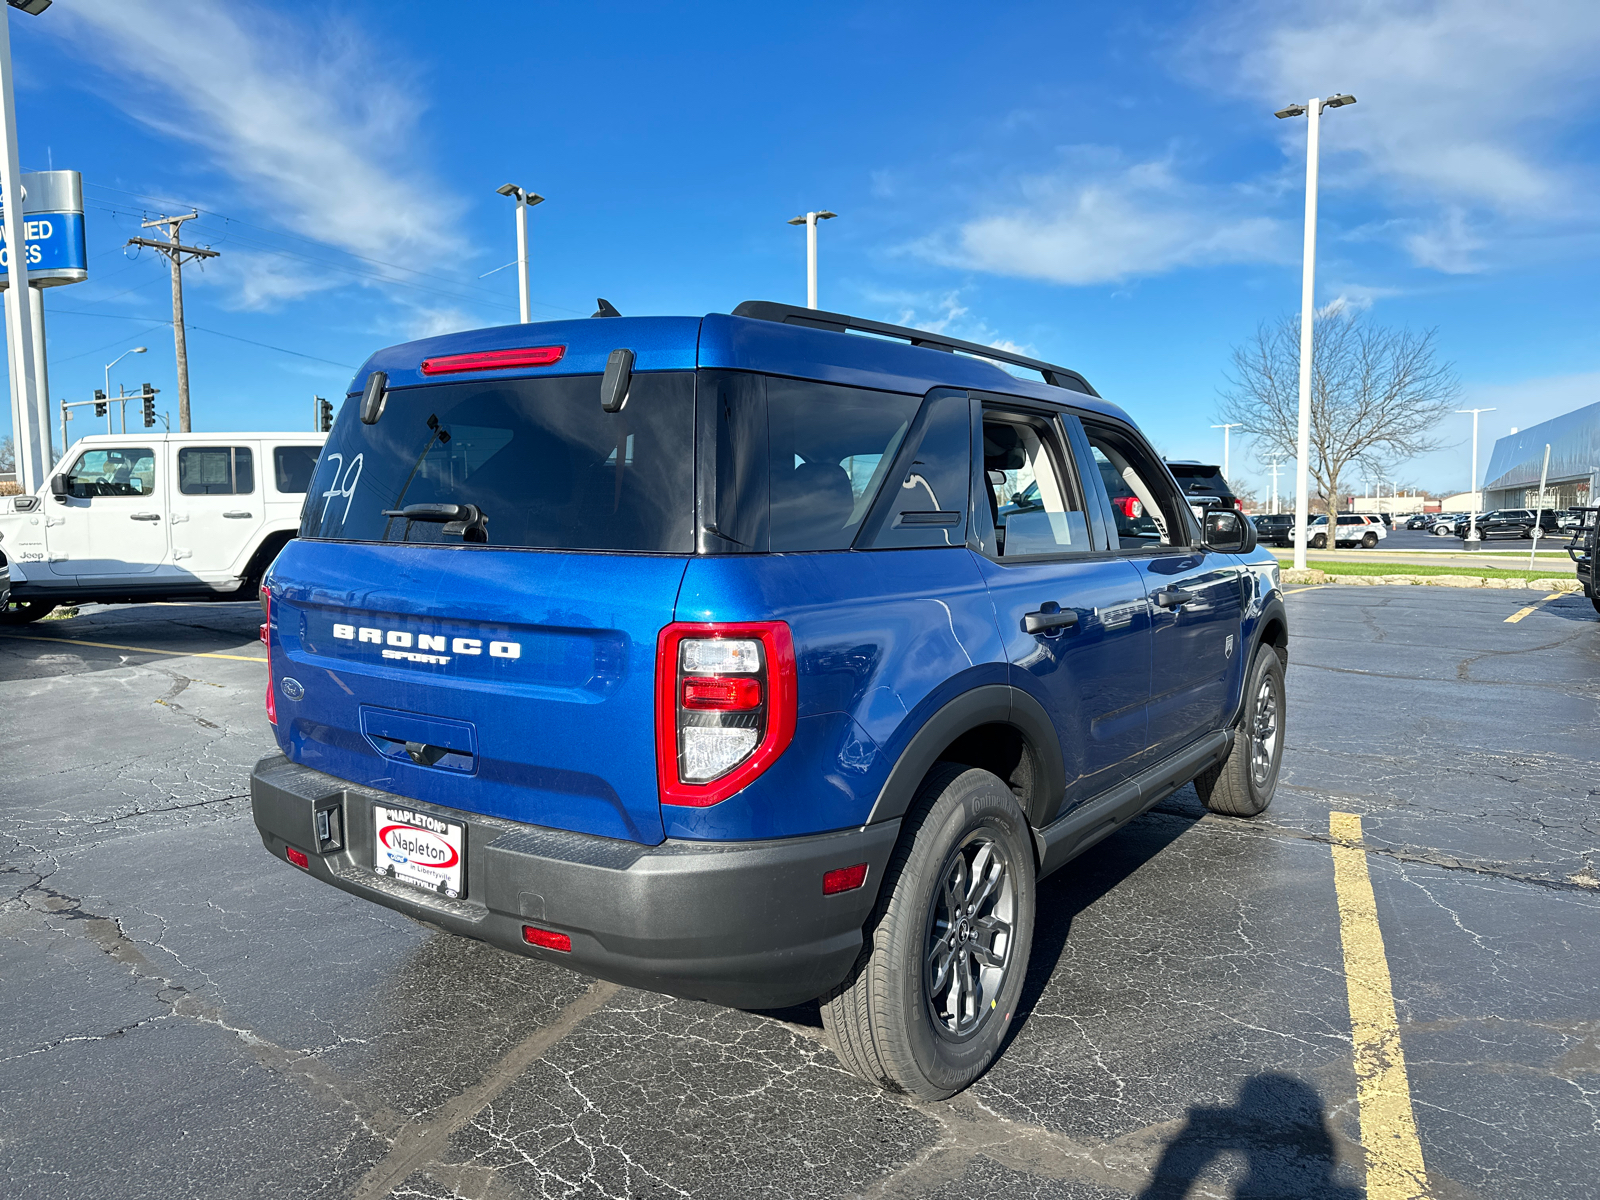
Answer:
xmin=104 ymin=345 xmax=146 ymax=433
xmin=1277 ymin=93 xmax=1356 ymax=570
xmin=1456 ymin=407 xmax=1495 ymax=548
xmin=787 ymin=210 xmax=837 ymax=309
xmin=495 ymin=184 xmax=544 ymax=324
xmin=1211 ymin=422 xmax=1241 ymax=482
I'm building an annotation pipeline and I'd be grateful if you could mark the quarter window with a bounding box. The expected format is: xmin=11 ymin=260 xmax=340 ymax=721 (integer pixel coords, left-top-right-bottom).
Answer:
xmin=178 ymin=446 xmax=254 ymax=495
xmin=273 ymin=445 xmax=321 ymax=494
xmin=65 ymin=447 xmax=156 ymax=498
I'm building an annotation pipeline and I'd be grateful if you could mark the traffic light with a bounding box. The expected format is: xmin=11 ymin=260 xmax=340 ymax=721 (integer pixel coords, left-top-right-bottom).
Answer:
xmin=317 ymin=396 xmax=334 ymax=432
xmin=93 ymin=388 xmax=106 ymax=418
xmin=141 ymin=383 xmax=159 ymax=428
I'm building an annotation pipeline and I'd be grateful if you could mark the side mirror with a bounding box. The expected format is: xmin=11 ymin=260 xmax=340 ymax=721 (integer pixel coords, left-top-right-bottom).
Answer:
xmin=49 ymin=475 xmax=68 ymax=498
xmin=1203 ymin=509 xmax=1256 ymax=554
xmin=359 ymin=370 xmax=388 ymax=425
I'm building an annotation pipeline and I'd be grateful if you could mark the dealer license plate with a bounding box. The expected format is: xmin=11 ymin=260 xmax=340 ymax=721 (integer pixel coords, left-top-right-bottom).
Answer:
xmin=373 ymin=804 xmax=465 ymax=899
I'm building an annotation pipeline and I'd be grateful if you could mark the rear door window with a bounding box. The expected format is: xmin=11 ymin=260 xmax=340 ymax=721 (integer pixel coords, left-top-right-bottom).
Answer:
xmin=861 ymin=391 xmax=971 ymax=549
xmin=977 ymin=412 xmax=1091 ymax=558
xmin=301 ymin=372 xmax=695 ymax=552
xmin=178 ymin=446 xmax=254 ymax=495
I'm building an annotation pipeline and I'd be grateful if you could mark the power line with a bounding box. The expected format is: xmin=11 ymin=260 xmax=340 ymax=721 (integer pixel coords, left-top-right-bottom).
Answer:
xmin=44 ymin=306 xmax=358 ymax=370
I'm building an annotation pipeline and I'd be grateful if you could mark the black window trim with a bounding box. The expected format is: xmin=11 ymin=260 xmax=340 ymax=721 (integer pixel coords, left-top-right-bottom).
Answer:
xmin=852 ymin=385 xmax=971 ymax=551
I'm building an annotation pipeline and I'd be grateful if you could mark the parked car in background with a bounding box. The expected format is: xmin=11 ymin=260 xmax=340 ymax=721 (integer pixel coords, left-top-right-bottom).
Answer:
xmin=1431 ymin=513 xmax=1467 ymax=536
xmin=0 ymin=431 xmax=327 ymax=622
xmin=1453 ymin=509 xmax=1562 ymax=540
xmin=1164 ymin=461 xmax=1241 ymax=520
xmin=1291 ymin=513 xmax=1387 ymax=549
xmin=1254 ymin=513 xmax=1294 ymax=546
xmin=1567 ymin=506 xmax=1599 ymax=613
xmin=1355 ymin=512 xmax=1394 ymax=528
xmin=1404 ymin=514 xmax=1434 ymax=530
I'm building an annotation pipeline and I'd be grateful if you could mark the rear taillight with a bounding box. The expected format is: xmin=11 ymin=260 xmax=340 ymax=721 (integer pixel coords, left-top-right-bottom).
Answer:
xmin=1113 ymin=496 xmax=1144 ymax=519
xmin=262 ymin=588 xmax=277 ymax=726
xmin=656 ymin=622 xmax=796 ymax=807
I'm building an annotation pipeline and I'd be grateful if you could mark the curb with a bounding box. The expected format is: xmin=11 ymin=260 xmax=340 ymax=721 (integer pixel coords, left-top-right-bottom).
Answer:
xmin=1280 ymin=570 xmax=1581 ymax=592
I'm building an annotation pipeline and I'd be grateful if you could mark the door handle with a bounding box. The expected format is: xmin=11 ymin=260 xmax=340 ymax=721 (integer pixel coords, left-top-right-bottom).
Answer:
xmin=1023 ymin=605 xmax=1079 ymax=635
xmin=223 ymin=511 xmax=253 ymax=519
xmin=130 ymin=512 xmax=162 ymax=522
xmin=1154 ymin=587 xmax=1195 ymax=609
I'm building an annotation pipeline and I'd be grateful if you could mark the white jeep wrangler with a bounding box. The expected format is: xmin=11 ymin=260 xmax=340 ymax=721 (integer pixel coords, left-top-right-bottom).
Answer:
xmin=0 ymin=431 xmax=324 ymax=623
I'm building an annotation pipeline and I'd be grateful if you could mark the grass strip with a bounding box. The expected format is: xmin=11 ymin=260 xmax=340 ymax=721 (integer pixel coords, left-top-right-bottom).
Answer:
xmin=1298 ymin=559 xmax=1571 ymax=582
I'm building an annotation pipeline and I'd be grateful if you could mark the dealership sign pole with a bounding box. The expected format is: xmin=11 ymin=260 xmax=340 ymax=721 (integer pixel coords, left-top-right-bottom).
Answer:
xmin=0 ymin=5 xmax=42 ymax=491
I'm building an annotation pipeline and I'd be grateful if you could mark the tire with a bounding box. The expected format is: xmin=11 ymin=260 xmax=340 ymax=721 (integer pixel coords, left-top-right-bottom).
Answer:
xmin=1361 ymin=532 xmax=1378 ymax=548
xmin=1193 ymin=647 xmax=1285 ymax=818
xmin=1434 ymin=526 xmax=1453 ymax=537
xmin=1310 ymin=533 xmax=1326 ymax=549
xmin=821 ymin=764 xmax=1036 ymax=1100
xmin=0 ymin=598 xmax=55 ymax=624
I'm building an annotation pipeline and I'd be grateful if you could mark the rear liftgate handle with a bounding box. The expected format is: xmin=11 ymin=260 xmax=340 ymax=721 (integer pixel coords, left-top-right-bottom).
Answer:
xmin=1023 ymin=603 xmax=1079 ymax=636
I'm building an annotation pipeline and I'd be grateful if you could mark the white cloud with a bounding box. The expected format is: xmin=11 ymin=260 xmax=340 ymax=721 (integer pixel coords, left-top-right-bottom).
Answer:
xmin=909 ymin=155 xmax=1288 ymax=286
xmin=1195 ymin=0 xmax=1600 ymax=269
xmin=195 ymin=252 xmax=339 ymax=312
xmin=46 ymin=2 xmax=461 ymax=264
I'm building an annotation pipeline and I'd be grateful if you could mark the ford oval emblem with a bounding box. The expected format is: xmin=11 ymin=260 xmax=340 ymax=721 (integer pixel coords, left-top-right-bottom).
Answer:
xmin=280 ymin=677 xmax=305 ymax=701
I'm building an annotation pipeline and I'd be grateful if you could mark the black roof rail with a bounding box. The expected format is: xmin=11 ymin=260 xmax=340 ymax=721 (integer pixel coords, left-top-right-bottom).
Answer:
xmin=731 ymin=300 xmax=1098 ymax=397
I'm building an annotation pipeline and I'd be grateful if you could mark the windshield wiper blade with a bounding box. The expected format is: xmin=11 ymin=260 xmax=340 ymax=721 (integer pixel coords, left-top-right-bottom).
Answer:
xmin=382 ymin=502 xmax=489 ymax=542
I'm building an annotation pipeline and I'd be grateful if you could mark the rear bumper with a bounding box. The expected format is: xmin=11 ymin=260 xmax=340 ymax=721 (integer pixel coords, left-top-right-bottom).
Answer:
xmin=250 ymin=755 xmax=899 ymax=1009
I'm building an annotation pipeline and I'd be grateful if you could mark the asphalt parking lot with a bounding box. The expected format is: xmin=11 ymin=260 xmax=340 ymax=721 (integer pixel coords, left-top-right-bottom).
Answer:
xmin=2 ymin=586 xmax=1596 ymax=1199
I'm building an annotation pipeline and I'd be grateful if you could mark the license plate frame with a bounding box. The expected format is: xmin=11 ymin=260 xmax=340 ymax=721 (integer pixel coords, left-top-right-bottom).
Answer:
xmin=373 ymin=804 xmax=466 ymax=900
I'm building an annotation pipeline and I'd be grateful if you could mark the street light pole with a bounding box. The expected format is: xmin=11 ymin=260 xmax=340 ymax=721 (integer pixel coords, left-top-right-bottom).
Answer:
xmin=1456 ymin=407 xmax=1495 ymax=547
xmin=1211 ymin=422 xmax=1241 ymax=481
xmin=104 ymin=345 xmax=146 ymax=434
xmin=787 ymin=210 xmax=837 ymax=309
xmin=1268 ymin=459 xmax=1282 ymax=514
xmin=1276 ymin=93 xmax=1356 ymax=570
xmin=496 ymin=184 xmax=545 ymax=324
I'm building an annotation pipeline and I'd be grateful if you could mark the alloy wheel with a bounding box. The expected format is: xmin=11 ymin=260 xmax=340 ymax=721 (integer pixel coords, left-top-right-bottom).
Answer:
xmin=1249 ymin=673 xmax=1280 ymax=787
xmin=923 ymin=832 xmax=1015 ymax=1041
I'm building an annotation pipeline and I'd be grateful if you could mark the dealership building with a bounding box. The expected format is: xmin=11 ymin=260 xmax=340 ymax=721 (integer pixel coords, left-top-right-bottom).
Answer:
xmin=1482 ymin=401 xmax=1600 ymax=511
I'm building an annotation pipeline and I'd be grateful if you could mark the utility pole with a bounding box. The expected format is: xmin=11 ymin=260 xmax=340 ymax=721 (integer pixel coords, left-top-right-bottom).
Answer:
xmin=1455 ymin=406 xmax=1495 ymax=547
xmin=787 ymin=210 xmax=837 ymax=309
xmin=126 ymin=211 xmax=217 ymax=432
xmin=1268 ymin=460 xmax=1282 ymax=514
xmin=1276 ymin=92 xmax=1356 ymax=570
xmin=1211 ymin=422 xmax=1242 ymax=481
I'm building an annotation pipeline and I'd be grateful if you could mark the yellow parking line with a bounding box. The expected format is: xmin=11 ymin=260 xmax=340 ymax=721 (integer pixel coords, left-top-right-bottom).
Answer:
xmin=1283 ymin=585 xmax=1325 ymax=594
xmin=1330 ymin=812 xmax=1430 ymax=1199
xmin=0 ymin=633 xmax=265 ymax=663
xmin=1504 ymin=591 xmax=1566 ymax=623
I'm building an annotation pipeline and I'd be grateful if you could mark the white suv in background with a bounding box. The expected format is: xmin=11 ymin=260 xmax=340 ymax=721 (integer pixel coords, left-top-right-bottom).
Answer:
xmin=1290 ymin=513 xmax=1387 ymax=549
xmin=0 ymin=431 xmax=325 ymax=623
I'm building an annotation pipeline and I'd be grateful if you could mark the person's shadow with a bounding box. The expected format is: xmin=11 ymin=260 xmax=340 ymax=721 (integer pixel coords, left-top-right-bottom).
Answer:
xmin=1138 ymin=1073 xmax=1360 ymax=1199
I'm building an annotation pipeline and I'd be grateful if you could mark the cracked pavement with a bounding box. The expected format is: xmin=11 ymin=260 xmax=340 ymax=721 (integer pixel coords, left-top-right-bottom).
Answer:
xmin=1 ymin=588 xmax=1596 ymax=1198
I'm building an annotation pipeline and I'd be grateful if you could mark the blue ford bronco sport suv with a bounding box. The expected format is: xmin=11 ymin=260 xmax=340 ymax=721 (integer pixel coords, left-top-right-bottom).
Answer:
xmin=251 ymin=301 xmax=1287 ymax=1099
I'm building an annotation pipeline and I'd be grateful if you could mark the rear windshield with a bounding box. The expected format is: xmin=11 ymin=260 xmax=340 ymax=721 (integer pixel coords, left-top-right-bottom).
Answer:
xmin=300 ymin=372 xmax=694 ymax=552
xmin=1166 ymin=464 xmax=1233 ymax=498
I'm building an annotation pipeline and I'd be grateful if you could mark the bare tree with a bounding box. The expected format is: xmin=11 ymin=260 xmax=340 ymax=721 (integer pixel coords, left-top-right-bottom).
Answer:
xmin=1218 ymin=312 xmax=1460 ymax=552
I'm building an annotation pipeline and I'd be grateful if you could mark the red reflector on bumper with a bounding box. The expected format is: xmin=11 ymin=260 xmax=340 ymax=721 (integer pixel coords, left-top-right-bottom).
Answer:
xmin=822 ymin=863 xmax=869 ymax=895
xmin=522 ymin=925 xmax=572 ymax=952
xmin=285 ymin=846 xmax=309 ymax=870
xmin=420 ymin=345 xmax=565 ymax=375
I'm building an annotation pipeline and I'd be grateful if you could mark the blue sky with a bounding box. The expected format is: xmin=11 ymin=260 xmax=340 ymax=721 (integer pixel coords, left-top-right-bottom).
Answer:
xmin=6 ymin=0 xmax=1599 ymax=501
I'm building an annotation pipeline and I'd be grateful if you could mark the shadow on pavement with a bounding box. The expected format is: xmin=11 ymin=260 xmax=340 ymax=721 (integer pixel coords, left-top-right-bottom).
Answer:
xmin=1136 ymin=1072 xmax=1359 ymax=1199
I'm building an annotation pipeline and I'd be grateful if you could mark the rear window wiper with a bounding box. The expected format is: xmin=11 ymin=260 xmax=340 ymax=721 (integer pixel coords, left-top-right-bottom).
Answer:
xmin=382 ymin=502 xmax=489 ymax=542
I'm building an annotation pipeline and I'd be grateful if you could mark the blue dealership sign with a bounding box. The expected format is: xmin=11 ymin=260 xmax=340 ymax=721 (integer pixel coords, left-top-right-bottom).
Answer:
xmin=0 ymin=170 xmax=88 ymax=288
